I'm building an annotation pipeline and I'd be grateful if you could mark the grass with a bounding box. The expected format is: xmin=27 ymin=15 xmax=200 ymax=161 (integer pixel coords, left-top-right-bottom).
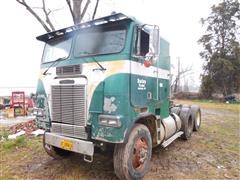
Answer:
xmin=0 ymin=127 xmax=27 ymax=150
xmin=0 ymin=135 xmax=43 ymax=179
xmin=1 ymin=136 xmax=26 ymax=150
xmin=175 ymin=99 xmax=240 ymax=112
xmin=187 ymin=99 xmax=239 ymax=178
xmin=0 ymin=129 xmax=9 ymax=140
xmin=0 ymin=99 xmax=239 ymax=179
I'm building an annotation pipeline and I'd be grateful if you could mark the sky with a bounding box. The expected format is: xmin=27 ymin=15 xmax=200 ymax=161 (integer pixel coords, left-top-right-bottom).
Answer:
xmin=0 ymin=0 xmax=220 ymax=96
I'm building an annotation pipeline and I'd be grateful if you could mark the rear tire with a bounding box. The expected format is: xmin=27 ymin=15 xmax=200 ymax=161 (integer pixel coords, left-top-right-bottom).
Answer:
xmin=191 ymin=106 xmax=201 ymax=131
xmin=43 ymin=133 xmax=71 ymax=159
xmin=113 ymin=123 xmax=152 ymax=180
xmin=179 ymin=107 xmax=194 ymax=140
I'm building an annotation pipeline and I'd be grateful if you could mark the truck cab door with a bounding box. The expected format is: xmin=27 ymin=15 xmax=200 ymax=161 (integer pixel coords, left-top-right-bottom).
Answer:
xmin=130 ymin=25 xmax=160 ymax=108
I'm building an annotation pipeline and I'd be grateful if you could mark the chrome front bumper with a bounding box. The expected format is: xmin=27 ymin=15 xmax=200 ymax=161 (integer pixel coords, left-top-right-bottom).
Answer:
xmin=45 ymin=132 xmax=94 ymax=156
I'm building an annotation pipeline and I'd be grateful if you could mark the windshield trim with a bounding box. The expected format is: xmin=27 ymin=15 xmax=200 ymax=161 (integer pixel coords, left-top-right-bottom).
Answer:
xmin=73 ymin=25 xmax=128 ymax=58
xmin=41 ymin=37 xmax=72 ymax=64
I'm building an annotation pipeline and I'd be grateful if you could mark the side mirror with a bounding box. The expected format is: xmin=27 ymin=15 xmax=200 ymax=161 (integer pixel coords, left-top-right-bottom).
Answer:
xmin=134 ymin=25 xmax=160 ymax=67
xmin=144 ymin=25 xmax=160 ymax=67
xmin=135 ymin=26 xmax=142 ymax=56
xmin=149 ymin=25 xmax=160 ymax=57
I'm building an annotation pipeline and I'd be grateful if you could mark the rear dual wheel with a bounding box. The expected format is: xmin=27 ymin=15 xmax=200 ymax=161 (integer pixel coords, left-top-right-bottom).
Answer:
xmin=113 ymin=124 xmax=152 ymax=180
xmin=181 ymin=115 xmax=194 ymax=140
xmin=191 ymin=106 xmax=201 ymax=131
xmin=180 ymin=105 xmax=201 ymax=140
xmin=179 ymin=106 xmax=194 ymax=140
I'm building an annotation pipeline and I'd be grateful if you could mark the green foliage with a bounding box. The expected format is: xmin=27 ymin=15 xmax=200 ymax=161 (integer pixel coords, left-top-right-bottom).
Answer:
xmin=199 ymin=0 xmax=240 ymax=97
xmin=200 ymin=75 xmax=215 ymax=98
xmin=1 ymin=136 xmax=26 ymax=150
xmin=0 ymin=130 xmax=9 ymax=140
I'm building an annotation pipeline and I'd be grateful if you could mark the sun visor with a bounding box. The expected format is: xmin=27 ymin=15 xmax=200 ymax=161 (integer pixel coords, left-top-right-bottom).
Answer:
xmin=36 ymin=13 xmax=131 ymax=42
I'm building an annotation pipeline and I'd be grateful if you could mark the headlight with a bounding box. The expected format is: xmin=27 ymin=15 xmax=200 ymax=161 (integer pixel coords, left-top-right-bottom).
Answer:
xmin=98 ymin=115 xmax=121 ymax=127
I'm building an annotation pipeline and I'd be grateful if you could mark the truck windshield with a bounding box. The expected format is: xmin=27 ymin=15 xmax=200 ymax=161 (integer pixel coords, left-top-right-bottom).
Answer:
xmin=74 ymin=28 xmax=126 ymax=57
xmin=42 ymin=38 xmax=72 ymax=63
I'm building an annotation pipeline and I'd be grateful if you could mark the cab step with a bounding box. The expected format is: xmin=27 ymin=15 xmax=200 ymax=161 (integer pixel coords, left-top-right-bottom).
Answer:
xmin=161 ymin=131 xmax=183 ymax=148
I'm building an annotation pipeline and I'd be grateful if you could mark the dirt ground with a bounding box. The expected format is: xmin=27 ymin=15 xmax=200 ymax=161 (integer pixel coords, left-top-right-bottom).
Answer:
xmin=0 ymin=100 xmax=239 ymax=179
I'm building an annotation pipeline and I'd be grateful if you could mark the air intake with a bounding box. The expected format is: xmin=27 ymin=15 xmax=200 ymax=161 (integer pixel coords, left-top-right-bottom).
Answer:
xmin=56 ymin=65 xmax=82 ymax=76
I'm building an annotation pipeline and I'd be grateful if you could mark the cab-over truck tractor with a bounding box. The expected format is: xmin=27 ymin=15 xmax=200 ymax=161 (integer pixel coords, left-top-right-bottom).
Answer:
xmin=34 ymin=13 xmax=201 ymax=179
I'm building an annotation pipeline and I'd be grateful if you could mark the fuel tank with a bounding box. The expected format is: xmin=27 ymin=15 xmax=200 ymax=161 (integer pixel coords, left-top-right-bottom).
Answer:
xmin=161 ymin=113 xmax=182 ymax=140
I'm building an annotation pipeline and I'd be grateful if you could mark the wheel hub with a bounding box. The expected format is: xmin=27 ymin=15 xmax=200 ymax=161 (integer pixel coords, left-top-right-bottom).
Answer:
xmin=132 ymin=137 xmax=148 ymax=170
xmin=196 ymin=112 xmax=200 ymax=126
xmin=139 ymin=148 xmax=147 ymax=163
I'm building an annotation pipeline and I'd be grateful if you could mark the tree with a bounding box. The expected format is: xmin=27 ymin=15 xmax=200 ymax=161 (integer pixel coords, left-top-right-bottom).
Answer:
xmin=16 ymin=0 xmax=100 ymax=32
xmin=171 ymin=57 xmax=192 ymax=93
xmin=198 ymin=0 xmax=240 ymax=98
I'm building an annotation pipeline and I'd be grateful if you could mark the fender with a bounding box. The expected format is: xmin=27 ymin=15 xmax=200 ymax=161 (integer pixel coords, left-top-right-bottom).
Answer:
xmin=123 ymin=112 xmax=156 ymax=143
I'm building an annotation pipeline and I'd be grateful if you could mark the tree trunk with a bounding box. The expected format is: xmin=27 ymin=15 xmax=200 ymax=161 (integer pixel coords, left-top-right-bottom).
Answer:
xmin=73 ymin=0 xmax=82 ymax=24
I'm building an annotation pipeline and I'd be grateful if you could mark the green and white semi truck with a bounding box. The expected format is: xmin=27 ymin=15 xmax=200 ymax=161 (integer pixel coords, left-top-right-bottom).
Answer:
xmin=34 ymin=13 xmax=201 ymax=179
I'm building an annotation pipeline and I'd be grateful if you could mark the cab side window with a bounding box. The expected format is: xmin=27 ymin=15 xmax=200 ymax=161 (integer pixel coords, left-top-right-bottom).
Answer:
xmin=140 ymin=30 xmax=149 ymax=56
xmin=135 ymin=28 xmax=149 ymax=57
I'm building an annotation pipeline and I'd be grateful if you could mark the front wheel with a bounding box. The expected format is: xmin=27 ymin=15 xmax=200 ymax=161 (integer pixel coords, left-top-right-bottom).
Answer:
xmin=113 ymin=123 xmax=152 ymax=180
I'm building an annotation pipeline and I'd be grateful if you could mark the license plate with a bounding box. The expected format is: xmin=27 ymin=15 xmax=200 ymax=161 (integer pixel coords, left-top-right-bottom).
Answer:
xmin=60 ymin=139 xmax=73 ymax=151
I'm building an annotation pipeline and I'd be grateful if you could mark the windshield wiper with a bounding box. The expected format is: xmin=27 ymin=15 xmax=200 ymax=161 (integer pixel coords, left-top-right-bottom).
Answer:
xmin=81 ymin=51 xmax=106 ymax=71
xmin=92 ymin=57 xmax=106 ymax=71
xmin=43 ymin=57 xmax=66 ymax=75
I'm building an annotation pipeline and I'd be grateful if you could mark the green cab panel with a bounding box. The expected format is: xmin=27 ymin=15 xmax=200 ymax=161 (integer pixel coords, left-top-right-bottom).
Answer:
xmin=90 ymin=74 xmax=132 ymax=142
xmin=35 ymin=79 xmax=51 ymax=129
xmin=35 ymin=13 xmax=171 ymax=144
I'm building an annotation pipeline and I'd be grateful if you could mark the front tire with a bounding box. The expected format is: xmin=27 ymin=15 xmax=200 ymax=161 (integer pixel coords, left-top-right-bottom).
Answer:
xmin=113 ymin=123 xmax=152 ymax=180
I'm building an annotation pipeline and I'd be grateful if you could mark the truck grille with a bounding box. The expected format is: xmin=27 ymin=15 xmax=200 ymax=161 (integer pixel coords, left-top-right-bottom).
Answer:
xmin=51 ymin=123 xmax=87 ymax=139
xmin=51 ymin=85 xmax=87 ymax=139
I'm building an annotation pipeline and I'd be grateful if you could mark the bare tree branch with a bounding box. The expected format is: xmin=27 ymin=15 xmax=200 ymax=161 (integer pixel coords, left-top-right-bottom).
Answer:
xmin=16 ymin=0 xmax=51 ymax=32
xmin=42 ymin=0 xmax=55 ymax=31
xmin=92 ymin=0 xmax=99 ymax=20
xmin=16 ymin=0 xmax=100 ymax=32
xmin=47 ymin=9 xmax=52 ymax=16
xmin=172 ymin=58 xmax=192 ymax=93
xmin=32 ymin=7 xmax=63 ymax=15
xmin=31 ymin=7 xmax=43 ymax=9
xmin=80 ymin=0 xmax=90 ymax=22
xmin=66 ymin=0 xmax=75 ymax=24
xmin=73 ymin=0 xmax=83 ymax=24
xmin=47 ymin=8 xmax=64 ymax=15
